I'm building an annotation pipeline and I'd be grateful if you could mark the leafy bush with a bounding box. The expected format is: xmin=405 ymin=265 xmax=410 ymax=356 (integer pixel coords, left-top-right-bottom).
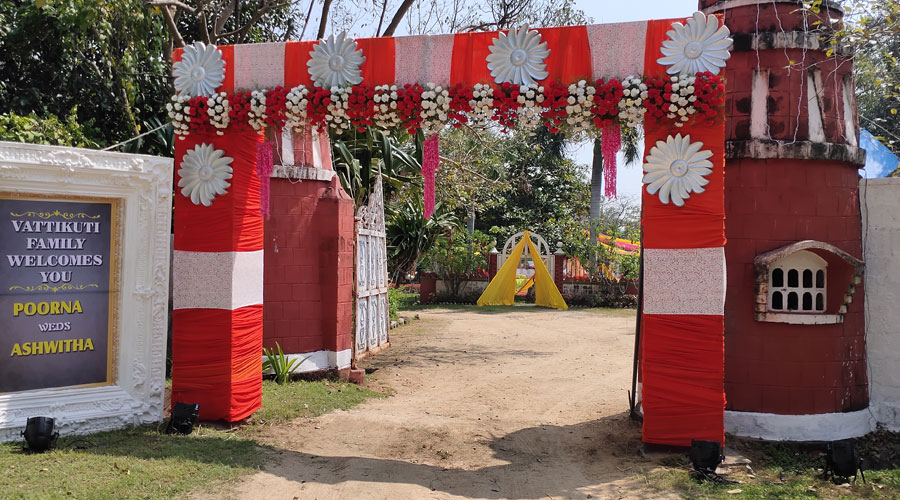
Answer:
xmin=386 ymin=198 xmax=456 ymax=283
xmin=0 ymin=109 xmax=98 ymax=148
xmin=262 ymin=342 xmax=307 ymax=384
xmin=421 ymin=229 xmax=493 ymax=298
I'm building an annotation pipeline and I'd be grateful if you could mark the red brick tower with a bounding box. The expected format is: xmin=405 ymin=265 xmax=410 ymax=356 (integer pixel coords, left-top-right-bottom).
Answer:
xmin=699 ymin=0 xmax=870 ymax=440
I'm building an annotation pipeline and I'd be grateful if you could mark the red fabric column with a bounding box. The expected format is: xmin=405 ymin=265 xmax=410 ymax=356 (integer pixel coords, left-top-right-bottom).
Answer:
xmin=172 ymin=130 xmax=264 ymax=422
xmin=639 ymin=108 xmax=726 ymax=446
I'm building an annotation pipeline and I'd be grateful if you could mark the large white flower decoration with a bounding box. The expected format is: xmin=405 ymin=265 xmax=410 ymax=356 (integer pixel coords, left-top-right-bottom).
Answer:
xmin=658 ymin=11 xmax=732 ymax=75
xmin=643 ymin=134 xmax=713 ymax=207
xmin=486 ymin=25 xmax=550 ymax=86
xmin=172 ymin=42 xmax=226 ymax=97
xmin=178 ymin=143 xmax=233 ymax=207
xmin=307 ymin=32 xmax=365 ymax=88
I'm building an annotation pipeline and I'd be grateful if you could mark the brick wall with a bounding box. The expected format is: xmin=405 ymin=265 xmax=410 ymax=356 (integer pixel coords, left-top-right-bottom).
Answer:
xmin=724 ymin=157 xmax=867 ymax=414
xmin=263 ymin=176 xmax=355 ymax=357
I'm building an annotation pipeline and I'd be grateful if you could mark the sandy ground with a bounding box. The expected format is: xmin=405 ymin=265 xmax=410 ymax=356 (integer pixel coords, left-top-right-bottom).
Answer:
xmin=203 ymin=306 xmax=681 ymax=500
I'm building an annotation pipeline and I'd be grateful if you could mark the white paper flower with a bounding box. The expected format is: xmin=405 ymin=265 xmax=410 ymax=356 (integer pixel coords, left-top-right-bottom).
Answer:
xmin=486 ymin=25 xmax=550 ymax=86
xmin=642 ymin=134 xmax=713 ymax=206
xmin=307 ymin=32 xmax=365 ymax=88
xmin=658 ymin=12 xmax=732 ymax=75
xmin=172 ymin=42 xmax=226 ymax=97
xmin=178 ymin=143 xmax=233 ymax=207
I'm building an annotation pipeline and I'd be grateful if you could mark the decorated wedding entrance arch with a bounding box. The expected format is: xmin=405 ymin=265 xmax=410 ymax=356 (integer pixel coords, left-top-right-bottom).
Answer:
xmin=478 ymin=230 xmax=567 ymax=310
xmin=168 ymin=12 xmax=730 ymax=446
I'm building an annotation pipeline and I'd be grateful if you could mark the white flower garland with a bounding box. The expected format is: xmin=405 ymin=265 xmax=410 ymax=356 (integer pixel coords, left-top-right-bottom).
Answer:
xmin=516 ymin=84 xmax=545 ymax=130
xmin=665 ymin=75 xmax=698 ymax=127
xmin=469 ymin=83 xmax=496 ymax=127
xmin=285 ymin=85 xmax=310 ymax=130
xmin=248 ymin=90 xmax=267 ymax=131
xmin=420 ymin=83 xmax=451 ymax=136
xmin=167 ymin=95 xmax=192 ymax=137
xmin=564 ymin=80 xmax=595 ymax=134
xmin=618 ymin=76 xmax=648 ymax=129
xmin=373 ymin=85 xmax=402 ymax=129
xmin=207 ymin=92 xmax=230 ymax=134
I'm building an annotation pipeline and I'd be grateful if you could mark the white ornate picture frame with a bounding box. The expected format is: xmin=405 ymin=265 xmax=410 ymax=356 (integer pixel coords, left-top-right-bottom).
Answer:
xmin=0 ymin=141 xmax=173 ymax=441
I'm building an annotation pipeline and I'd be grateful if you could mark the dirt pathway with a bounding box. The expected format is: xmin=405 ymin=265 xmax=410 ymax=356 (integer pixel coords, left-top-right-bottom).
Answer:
xmin=209 ymin=307 xmax=679 ymax=500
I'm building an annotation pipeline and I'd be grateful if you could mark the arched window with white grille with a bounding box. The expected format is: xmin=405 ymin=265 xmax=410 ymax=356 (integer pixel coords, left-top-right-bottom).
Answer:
xmin=768 ymin=250 xmax=826 ymax=313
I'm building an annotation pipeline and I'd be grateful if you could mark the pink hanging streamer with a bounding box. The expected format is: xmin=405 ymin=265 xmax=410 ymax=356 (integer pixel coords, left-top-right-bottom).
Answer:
xmin=256 ymin=140 xmax=274 ymax=219
xmin=422 ymin=134 xmax=440 ymax=219
xmin=601 ymin=125 xmax=621 ymax=199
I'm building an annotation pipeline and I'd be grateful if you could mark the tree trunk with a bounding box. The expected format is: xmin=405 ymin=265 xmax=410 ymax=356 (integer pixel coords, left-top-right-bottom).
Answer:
xmin=381 ymin=0 xmax=416 ymax=37
xmin=317 ymin=0 xmax=334 ymax=39
xmin=588 ymin=137 xmax=603 ymax=271
xmin=466 ymin=205 xmax=475 ymax=234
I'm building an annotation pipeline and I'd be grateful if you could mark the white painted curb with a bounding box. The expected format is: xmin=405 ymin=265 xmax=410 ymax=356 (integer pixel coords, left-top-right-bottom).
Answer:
xmin=725 ymin=409 xmax=877 ymax=441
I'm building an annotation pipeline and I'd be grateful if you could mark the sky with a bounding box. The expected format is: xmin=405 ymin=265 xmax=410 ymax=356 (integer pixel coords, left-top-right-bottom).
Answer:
xmin=569 ymin=0 xmax=698 ymax=202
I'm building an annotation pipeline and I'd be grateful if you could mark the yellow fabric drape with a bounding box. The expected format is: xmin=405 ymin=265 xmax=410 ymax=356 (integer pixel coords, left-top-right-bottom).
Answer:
xmin=526 ymin=236 xmax=568 ymax=310
xmin=477 ymin=231 xmax=568 ymax=310
xmin=477 ymin=233 xmax=527 ymax=306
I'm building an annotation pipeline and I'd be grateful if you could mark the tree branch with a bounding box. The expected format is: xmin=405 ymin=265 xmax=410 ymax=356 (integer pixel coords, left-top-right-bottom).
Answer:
xmin=147 ymin=0 xmax=195 ymax=13
xmin=381 ymin=0 xmax=415 ymax=37
xmin=159 ymin=5 xmax=186 ymax=48
xmin=317 ymin=0 xmax=334 ymax=39
xmin=213 ymin=0 xmax=236 ymax=40
xmin=375 ymin=0 xmax=389 ymax=36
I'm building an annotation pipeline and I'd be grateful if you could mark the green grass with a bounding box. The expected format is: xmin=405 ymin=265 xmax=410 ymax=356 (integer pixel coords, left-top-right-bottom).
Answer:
xmin=0 ymin=425 xmax=261 ymax=500
xmin=643 ymin=441 xmax=900 ymax=500
xmin=0 ymin=379 xmax=385 ymax=500
xmin=248 ymin=380 xmax=387 ymax=424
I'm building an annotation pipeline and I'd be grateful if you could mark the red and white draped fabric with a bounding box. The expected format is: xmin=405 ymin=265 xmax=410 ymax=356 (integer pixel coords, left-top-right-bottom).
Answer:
xmin=637 ymin=32 xmax=727 ymax=445
xmin=187 ymin=20 xmax=676 ymax=91
xmin=171 ymin=130 xmax=264 ymax=422
xmin=170 ymin=15 xmax=729 ymax=437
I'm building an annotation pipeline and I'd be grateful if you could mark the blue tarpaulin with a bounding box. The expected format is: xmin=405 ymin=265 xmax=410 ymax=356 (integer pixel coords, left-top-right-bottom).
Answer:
xmin=860 ymin=129 xmax=899 ymax=178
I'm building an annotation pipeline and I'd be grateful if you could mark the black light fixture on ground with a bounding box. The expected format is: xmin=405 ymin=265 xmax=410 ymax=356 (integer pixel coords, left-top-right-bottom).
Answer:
xmin=689 ymin=439 xmax=724 ymax=481
xmin=22 ymin=416 xmax=59 ymax=453
xmin=824 ymin=439 xmax=865 ymax=483
xmin=165 ymin=402 xmax=200 ymax=435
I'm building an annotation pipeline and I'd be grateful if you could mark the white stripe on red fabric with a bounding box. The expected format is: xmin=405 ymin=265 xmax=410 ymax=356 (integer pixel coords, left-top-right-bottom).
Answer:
xmin=173 ymin=250 xmax=264 ymax=310
xmin=585 ymin=21 xmax=648 ymax=79
xmin=642 ymin=247 xmax=726 ymax=315
xmin=394 ymin=34 xmax=455 ymax=86
xmin=234 ymin=42 xmax=286 ymax=90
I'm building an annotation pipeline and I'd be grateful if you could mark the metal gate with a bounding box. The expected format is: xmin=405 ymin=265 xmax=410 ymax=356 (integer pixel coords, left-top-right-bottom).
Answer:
xmin=354 ymin=176 xmax=389 ymax=360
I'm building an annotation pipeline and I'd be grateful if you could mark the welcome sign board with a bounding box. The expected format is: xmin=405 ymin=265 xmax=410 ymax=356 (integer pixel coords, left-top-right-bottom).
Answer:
xmin=0 ymin=196 xmax=118 ymax=393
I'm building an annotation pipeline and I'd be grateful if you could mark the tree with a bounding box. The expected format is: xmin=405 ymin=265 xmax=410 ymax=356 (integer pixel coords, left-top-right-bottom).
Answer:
xmin=807 ymin=0 xmax=900 ymax=153
xmin=0 ymin=0 xmax=171 ymax=154
xmin=475 ymin=127 xmax=591 ymax=250
xmin=433 ymin=127 xmax=510 ymax=233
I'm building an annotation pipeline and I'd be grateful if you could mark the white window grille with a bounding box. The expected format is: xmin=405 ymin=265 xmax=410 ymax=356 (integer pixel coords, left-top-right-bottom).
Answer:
xmin=768 ymin=250 xmax=827 ymax=313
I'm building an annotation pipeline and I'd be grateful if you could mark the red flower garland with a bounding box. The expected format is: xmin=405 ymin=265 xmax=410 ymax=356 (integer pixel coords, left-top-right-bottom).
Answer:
xmin=693 ymin=72 xmax=726 ymax=124
xmin=591 ymin=78 xmax=624 ymax=129
xmin=493 ymin=82 xmax=523 ymax=131
xmin=396 ymin=83 xmax=424 ymax=135
xmin=228 ymin=91 xmax=253 ymax=132
xmin=306 ymin=86 xmax=332 ymax=131
xmin=448 ymin=83 xmax=474 ymax=127
xmin=541 ymin=81 xmax=570 ymax=133
xmin=347 ymin=83 xmax=377 ymax=132
xmin=263 ymin=86 xmax=288 ymax=129
xmin=643 ymin=76 xmax=671 ymax=122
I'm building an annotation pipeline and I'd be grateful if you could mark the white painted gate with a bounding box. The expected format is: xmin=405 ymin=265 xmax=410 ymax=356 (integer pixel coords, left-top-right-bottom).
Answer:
xmin=354 ymin=176 xmax=389 ymax=360
xmin=498 ymin=230 xmax=554 ymax=276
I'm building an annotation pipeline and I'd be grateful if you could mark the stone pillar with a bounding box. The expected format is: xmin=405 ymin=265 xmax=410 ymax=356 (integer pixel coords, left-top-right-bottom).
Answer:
xmin=488 ymin=247 xmax=499 ymax=280
xmin=553 ymin=244 xmax=566 ymax=293
xmin=700 ymin=0 xmax=870 ymax=439
xmin=420 ymin=275 xmax=436 ymax=304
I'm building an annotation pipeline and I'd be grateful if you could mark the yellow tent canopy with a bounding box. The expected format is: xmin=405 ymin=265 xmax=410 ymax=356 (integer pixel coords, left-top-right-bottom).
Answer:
xmin=477 ymin=231 xmax=568 ymax=310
